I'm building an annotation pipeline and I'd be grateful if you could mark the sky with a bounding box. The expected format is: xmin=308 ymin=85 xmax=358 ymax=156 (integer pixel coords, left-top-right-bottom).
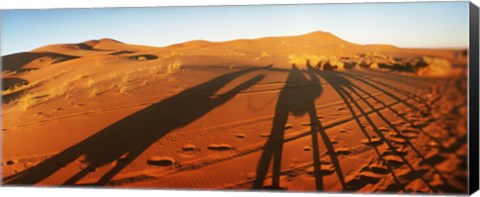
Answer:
xmin=0 ymin=1 xmax=470 ymax=55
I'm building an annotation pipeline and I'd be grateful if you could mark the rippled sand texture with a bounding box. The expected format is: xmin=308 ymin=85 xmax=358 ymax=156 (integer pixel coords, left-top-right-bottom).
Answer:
xmin=1 ymin=31 xmax=468 ymax=194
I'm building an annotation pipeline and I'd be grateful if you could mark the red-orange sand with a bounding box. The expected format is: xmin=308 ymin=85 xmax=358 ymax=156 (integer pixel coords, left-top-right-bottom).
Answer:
xmin=1 ymin=31 xmax=468 ymax=194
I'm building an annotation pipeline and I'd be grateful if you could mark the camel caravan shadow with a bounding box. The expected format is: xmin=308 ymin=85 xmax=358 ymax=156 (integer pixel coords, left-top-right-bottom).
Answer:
xmin=252 ymin=61 xmax=464 ymax=193
xmin=252 ymin=62 xmax=347 ymax=190
xmin=311 ymin=68 xmax=464 ymax=193
xmin=3 ymin=66 xmax=268 ymax=186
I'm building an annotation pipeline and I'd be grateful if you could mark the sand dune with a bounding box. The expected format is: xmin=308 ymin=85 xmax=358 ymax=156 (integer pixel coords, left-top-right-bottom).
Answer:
xmin=1 ymin=31 xmax=468 ymax=194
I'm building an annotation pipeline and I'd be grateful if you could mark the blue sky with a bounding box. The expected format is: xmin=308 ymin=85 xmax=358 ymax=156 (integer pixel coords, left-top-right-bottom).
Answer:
xmin=0 ymin=1 xmax=469 ymax=55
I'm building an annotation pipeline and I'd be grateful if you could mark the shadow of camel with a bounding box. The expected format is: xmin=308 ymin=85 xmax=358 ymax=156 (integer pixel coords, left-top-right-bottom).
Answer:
xmin=252 ymin=63 xmax=347 ymax=190
xmin=313 ymin=69 xmax=404 ymax=190
xmin=3 ymin=66 xmax=267 ymax=186
xmin=312 ymin=70 xmax=447 ymax=192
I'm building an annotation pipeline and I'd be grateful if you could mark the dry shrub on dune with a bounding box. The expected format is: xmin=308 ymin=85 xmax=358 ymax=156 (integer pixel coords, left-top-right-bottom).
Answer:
xmin=149 ymin=65 xmax=163 ymax=75
xmin=289 ymin=54 xmax=327 ymax=66
xmin=326 ymin=56 xmax=345 ymax=70
xmin=2 ymin=71 xmax=68 ymax=97
xmin=255 ymin=52 xmax=271 ymax=61
xmin=416 ymin=56 xmax=451 ymax=77
xmin=351 ymin=52 xmax=453 ymax=76
xmin=85 ymin=78 xmax=99 ymax=97
xmin=18 ymin=92 xmax=36 ymax=110
xmin=86 ymin=79 xmax=95 ymax=89
xmin=317 ymin=56 xmax=345 ymax=70
xmin=288 ymin=54 xmax=345 ymax=70
xmin=162 ymin=51 xmax=181 ymax=59
xmin=166 ymin=60 xmax=182 ymax=75
xmin=2 ymin=83 xmax=29 ymax=97
xmin=48 ymin=87 xmax=67 ymax=98
xmin=89 ymin=88 xmax=99 ymax=97
xmin=118 ymin=74 xmax=131 ymax=94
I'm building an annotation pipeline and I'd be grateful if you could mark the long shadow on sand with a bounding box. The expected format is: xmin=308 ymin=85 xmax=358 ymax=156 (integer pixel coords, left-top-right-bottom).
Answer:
xmin=311 ymin=69 xmax=468 ymax=192
xmin=332 ymin=71 xmax=465 ymax=193
xmin=313 ymin=69 xmax=412 ymax=191
xmin=3 ymin=66 xmax=267 ymax=186
xmin=252 ymin=63 xmax=346 ymax=190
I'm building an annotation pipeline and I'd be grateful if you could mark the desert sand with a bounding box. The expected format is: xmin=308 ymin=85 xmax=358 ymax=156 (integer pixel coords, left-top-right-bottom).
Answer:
xmin=1 ymin=31 xmax=468 ymax=194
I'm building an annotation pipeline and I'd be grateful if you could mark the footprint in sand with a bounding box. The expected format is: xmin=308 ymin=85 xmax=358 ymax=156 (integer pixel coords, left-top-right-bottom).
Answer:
xmin=389 ymin=137 xmax=407 ymax=144
xmin=361 ymin=137 xmax=382 ymax=146
xmin=303 ymin=146 xmax=312 ymax=151
xmin=235 ymin=134 xmax=246 ymax=139
xmin=5 ymin=159 xmax=17 ymax=166
xmin=259 ymin=133 xmax=272 ymax=137
xmin=383 ymin=155 xmax=404 ymax=166
xmin=285 ymin=124 xmax=293 ymax=129
xmin=368 ymin=164 xmax=390 ymax=174
xmin=358 ymin=171 xmax=384 ymax=180
xmin=300 ymin=122 xmax=312 ymax=126
xmin=427 ymin=141 xmax=440 ymax=148
xmin=387 ymin=131 xmax=401 ymax=137
xmin=330 ymin=139 xmax=339 ymax=144
xmin=413 ymin=120 xmax=429 ymax=128
xmin=402 ymin=133 xmax=418 ymax=139
xmin=207 ymin=143 xmax=233 ymax=151
xmin=421 ymin=151 xmax=447 ymax=165
xmin=181 ymin=144 xmax=197 ymax=151
xmin=246 ymin=172 xmax=257 ymax=180
xmin=378 ymin=127 xmax=390 ymax=132
xmin=402 ymin=127 xmax=420 ymax=134
xmin=392 ymin=120 xmax=406 ymax=126
xmin=382 ymin=146 xmax=408 ymax=156
xmin=395 ymin=147 xmax=409 ymax=155
xmin=147 ymin=156 xmax=176 ymax=166
xmin=334 ymin=147 xmax=351 ymax=155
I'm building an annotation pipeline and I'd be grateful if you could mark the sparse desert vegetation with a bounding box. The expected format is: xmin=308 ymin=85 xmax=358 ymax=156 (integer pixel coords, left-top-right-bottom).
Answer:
xmin=48 ymin=86 xmax=67 ymax=98
xmin=166 ymin=60 xmax=182 ymax=75
xmin=118 ymin=74 xmax=131 ymax=94
xmin=86 ymin=78 xmax=95 ymax=89
xmin=17 ymin=92 xmax=36 ymax=110
xmin=2 ymin=71 xmax=67 ymax=97
xmin=89 ymin=87 xmax=99 ymax=97
xmin=149 ymin=65 xmax=163 ymax=75
xmin=338 ymin=52 xmax=453 ymax=76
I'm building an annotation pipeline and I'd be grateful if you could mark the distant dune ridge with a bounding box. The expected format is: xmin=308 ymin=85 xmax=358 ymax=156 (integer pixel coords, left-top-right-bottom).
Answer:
xmin=1 ymin=30 xmax=468 ymax=193
xmin=2 ymin=31 xmax=466 ymax=75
